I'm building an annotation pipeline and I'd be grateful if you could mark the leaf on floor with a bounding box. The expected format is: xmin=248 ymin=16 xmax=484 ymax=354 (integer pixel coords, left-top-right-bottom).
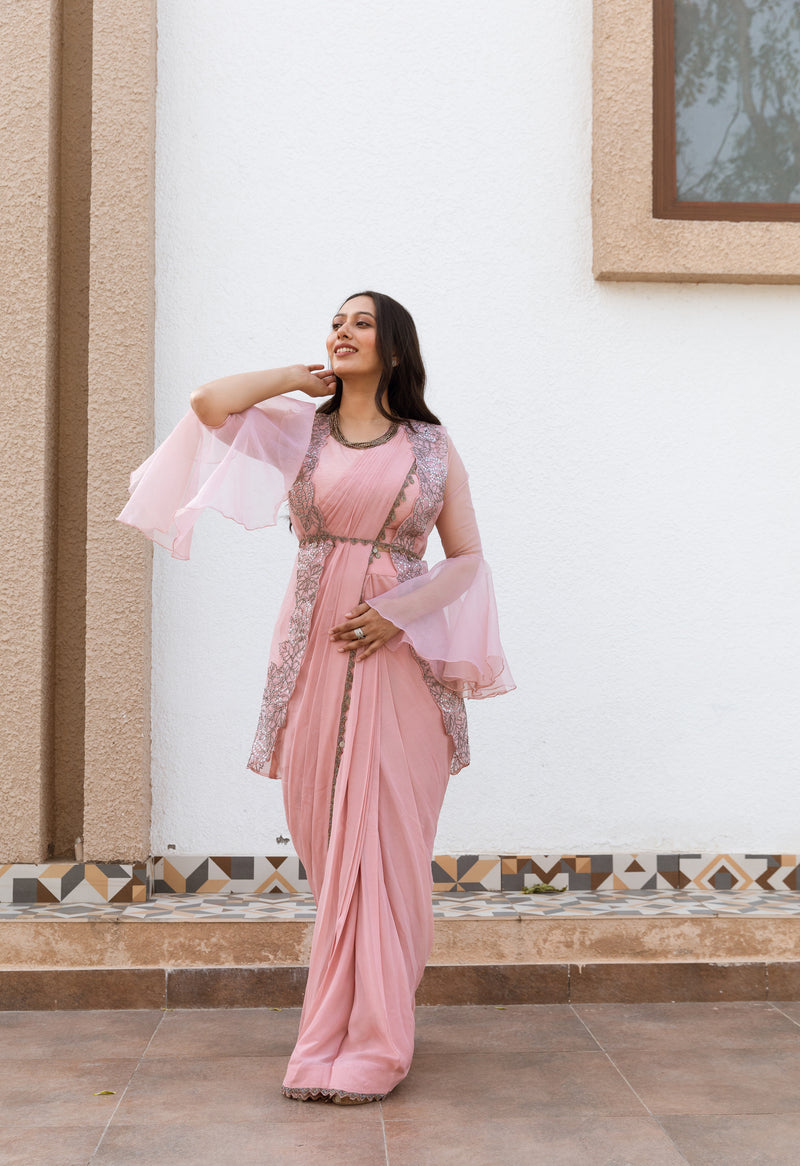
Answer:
xmin=93 ymin=1090 xmax=116 ymax=1096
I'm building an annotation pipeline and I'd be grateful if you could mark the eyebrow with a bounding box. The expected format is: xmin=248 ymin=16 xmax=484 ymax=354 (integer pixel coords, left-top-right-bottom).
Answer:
xmin=332 ymin=310 xmax=376 ymax=320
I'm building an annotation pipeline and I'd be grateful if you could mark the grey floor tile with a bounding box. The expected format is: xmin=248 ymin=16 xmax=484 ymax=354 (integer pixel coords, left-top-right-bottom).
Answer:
xmin=770 ymin=1000 xmax=800 ymax=1026
xmin=0 ymin=1008 xmax=162 ymax=1061
xmin=92 ymin=1118 xmax=387 ymax=1166
xmin=384 ymin=1050 xmax=647 ymax=1118
xmin=384 ymin=1113 xmax=687 ymax=1166
xmin=144 ymin=1005 xmax=300 ymax=1059
xmin=660 ymin=1113 xmax=800 ymax=1165
xmin=0 ymin=1125 xmax=101 ymax=1166
xmin=575 ymin=1000 xmax=800 ymax=1053
xmin=0 ymin=1058 xmax=139 ymax=1128
xmin=614 ymin=1046 xmax=800 ymax=1115
xmin=413 ymin=1003 xmax=599 ymax=1053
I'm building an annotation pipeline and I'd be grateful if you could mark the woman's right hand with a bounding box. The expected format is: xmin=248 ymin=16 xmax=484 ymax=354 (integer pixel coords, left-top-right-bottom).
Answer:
xmin=291 ymin=364 xmax=338 ymax=398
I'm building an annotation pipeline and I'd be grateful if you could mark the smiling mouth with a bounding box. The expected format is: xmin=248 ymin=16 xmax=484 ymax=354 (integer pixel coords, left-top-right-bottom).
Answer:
xmin=334 ymin=346 xmax=358 ymax=355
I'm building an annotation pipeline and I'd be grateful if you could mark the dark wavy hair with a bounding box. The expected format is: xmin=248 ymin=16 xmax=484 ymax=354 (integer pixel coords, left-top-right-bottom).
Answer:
xmin=317 ymin=291 xmax=441 ymax=425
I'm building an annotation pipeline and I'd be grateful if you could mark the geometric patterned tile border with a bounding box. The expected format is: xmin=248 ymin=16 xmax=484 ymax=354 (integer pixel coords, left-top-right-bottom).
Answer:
xmin=3 ymin=887 xmax=800 ymax=922
xmin=1 ymin=854 xmax=798 ymax=903
xmin=152 ymin=855 xmax=311 ymax=896
xmin=499 ymin=854 xmax=800 ymax=893
xmin=0 ymin=861 xmax=153 ymax=905
xmin=431 ymin=855 xmax=502 ymax=892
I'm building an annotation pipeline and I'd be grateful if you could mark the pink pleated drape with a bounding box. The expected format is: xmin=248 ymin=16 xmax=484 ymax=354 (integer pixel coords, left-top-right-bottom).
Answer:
xmin=118 ymin=396 xmax=514 ymax=1100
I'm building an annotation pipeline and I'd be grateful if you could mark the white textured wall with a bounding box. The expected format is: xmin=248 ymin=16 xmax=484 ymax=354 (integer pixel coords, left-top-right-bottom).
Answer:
xmin=152 ymin=0 xmax=800 ymax=855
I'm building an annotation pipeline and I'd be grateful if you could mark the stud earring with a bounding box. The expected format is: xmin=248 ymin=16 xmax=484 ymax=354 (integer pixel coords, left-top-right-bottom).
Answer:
xmin=392 ymin=358 xmax=398 ymax=367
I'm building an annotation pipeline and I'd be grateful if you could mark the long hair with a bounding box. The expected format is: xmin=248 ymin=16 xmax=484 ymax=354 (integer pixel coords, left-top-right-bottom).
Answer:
xmin=317 ymin=291 xmax=441 ymax=425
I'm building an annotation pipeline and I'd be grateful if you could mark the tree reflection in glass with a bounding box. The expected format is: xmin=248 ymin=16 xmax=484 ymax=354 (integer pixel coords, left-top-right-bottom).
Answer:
xmin=675 ymin=0 xmax=800 ymax=202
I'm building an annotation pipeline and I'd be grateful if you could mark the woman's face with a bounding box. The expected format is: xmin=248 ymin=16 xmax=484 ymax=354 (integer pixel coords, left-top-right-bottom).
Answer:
xmin=327 ymin=295 xmax=382 ymax=379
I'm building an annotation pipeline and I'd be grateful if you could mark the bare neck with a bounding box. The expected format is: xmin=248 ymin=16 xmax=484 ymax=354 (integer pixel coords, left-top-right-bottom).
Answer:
xmin=338 ymin=378 xmax=389 ymax=425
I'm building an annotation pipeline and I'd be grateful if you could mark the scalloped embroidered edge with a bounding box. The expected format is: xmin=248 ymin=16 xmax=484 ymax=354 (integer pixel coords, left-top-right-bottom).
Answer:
xmin=281 ymin=1085 xmax=387 ymax=1102
xmin=395 ymin=423 xmax=469 ymax=773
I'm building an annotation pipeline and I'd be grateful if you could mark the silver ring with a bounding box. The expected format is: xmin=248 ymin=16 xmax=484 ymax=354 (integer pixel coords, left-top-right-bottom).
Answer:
xmin=353 ymin=627 xmax=366 ymax=640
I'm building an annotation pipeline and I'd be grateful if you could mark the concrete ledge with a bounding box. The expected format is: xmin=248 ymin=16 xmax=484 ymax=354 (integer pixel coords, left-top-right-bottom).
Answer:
xmin=2 ymin=962 xmax=800 ymax=1010
xmin=2 ymin=914 xmax=799 ymax=969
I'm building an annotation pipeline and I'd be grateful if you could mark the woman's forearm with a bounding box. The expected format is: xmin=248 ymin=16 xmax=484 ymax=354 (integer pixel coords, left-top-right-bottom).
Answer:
xmin=190 ymin=366 xmax=306 ymax=428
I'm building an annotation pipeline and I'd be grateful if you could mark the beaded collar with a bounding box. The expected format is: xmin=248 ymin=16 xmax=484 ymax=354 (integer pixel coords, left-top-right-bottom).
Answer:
xmin=329 ymin=410 xmax=399 ymax=449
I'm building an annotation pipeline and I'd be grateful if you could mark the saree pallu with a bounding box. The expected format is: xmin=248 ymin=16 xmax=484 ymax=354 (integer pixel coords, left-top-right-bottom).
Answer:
xmin=118 ymin=396 xmax=514 ymax=1100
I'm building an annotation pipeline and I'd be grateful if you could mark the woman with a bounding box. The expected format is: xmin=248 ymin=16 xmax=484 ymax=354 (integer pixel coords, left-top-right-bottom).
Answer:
xmin=119 ymin=291 xmax=514 ymax=1104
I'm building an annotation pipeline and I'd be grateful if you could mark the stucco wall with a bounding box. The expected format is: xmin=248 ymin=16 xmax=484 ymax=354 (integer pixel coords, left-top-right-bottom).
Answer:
xmin=152 ymin=0 xmax=800 ymax=854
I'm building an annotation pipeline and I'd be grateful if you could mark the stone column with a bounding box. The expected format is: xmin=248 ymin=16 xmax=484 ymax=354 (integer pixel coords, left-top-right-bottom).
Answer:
xmin=0 ymin=1 xmax=62 ymax=861
xmin=82 ymin=0 xmax=157 ymax=861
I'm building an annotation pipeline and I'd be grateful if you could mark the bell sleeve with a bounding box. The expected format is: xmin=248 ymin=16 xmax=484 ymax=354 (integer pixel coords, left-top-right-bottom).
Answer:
xmin=369 ymin=440 xmax=515 ymax=699
xmin=116 ymin=395 xmax=316 ymax=560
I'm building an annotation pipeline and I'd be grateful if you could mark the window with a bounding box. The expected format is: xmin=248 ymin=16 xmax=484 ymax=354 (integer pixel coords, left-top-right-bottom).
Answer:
xmin=654 ymin=0 xmax=800 ymax=221
xmin=592 ymin=0 xmax=800 ymax=282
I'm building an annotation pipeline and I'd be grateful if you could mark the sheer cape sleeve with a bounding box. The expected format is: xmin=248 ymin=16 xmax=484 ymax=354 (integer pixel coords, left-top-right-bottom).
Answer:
xmin=369 ymin=440 xmax=515 ymax=700
xmin=116 ymin=395 xmax=316 ymax=560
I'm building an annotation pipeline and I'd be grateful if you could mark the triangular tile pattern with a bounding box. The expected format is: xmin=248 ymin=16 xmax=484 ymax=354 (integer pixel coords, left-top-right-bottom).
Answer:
xmin=561 ymin=855 xmax=615 ymax=891
xmin=2 ymin=854 xmax=799 ymax=902
xmin=750 ymin=854 xmax=800 ymax=891
xmin=681 ymin=853 xmax=746 ymax=891
xmin=151 ymin=856 xmax=311 ymax=896
xmin=500 ymin=856 xmax=569 ymax=891
xmin=613 ymin=853 xmax=658 ymax=890
xmin=0 ymin=862 xmax=152 ymax=904
xmin=431 ymin=855 xmax=501 ymax=892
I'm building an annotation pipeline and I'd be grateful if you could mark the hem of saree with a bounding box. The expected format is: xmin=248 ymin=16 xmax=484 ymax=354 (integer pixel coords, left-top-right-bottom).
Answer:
xmin=281 ymin=1086 xmax=387 ymax=1102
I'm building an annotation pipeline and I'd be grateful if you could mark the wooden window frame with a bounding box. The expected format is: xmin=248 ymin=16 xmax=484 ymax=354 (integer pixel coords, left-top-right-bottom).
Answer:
xmin=653 ymin=0 xmax=800 ymax=222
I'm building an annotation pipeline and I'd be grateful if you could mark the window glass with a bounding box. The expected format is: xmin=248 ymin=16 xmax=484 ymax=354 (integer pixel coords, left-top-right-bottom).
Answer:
xmin=675 ymin=0 xmax=800 ymax=202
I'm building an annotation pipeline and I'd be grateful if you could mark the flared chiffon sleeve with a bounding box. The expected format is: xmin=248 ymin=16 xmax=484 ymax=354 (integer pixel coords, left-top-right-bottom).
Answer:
xmin=117 ymin=395 xmax=316 ymax=560
xmin=369 ymin=441 xmax=515 ymax=699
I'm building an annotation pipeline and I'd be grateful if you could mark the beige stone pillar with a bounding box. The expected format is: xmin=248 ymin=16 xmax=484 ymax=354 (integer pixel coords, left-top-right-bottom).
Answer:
xmin=0 ymin=1 xmax=61 ymax=861
xmin=53 ymin=0 xmax=94 ymax=859
xmin=82 ymin=0 xmax=157 ymax=861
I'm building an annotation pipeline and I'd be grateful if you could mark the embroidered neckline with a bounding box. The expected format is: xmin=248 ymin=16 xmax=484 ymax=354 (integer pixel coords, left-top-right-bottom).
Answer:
xmin=329 ymin=410 xmax=399 ymax=449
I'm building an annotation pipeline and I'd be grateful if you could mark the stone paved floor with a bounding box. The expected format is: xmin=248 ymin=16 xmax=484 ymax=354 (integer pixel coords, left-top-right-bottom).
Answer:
xmin=4 ymin=1001 xmax=800 ymax=1164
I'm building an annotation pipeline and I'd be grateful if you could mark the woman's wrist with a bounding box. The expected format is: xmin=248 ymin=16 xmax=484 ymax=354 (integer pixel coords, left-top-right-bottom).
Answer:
xmin=264 ymin=366 xmax=307 ymax=398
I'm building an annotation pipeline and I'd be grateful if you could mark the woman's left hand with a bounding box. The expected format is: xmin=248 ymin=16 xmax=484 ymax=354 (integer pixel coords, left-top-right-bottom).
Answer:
xmin=329 ymin=603 xmax=400 ymax=661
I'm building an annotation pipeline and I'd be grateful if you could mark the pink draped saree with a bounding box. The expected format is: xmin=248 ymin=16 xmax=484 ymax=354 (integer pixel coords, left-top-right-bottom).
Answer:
xmin=118 ymin=396 xmax=514 ymax=1101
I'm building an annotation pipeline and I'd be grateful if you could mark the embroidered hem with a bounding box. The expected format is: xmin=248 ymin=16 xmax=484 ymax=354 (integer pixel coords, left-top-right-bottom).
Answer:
xmin=281 ymin=1085 xmax=387 ymax=1102
xmin=393 ymin=424 xmax=469 ymax=773
xmin=247 ymin=414 xmax=331 ymax=773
